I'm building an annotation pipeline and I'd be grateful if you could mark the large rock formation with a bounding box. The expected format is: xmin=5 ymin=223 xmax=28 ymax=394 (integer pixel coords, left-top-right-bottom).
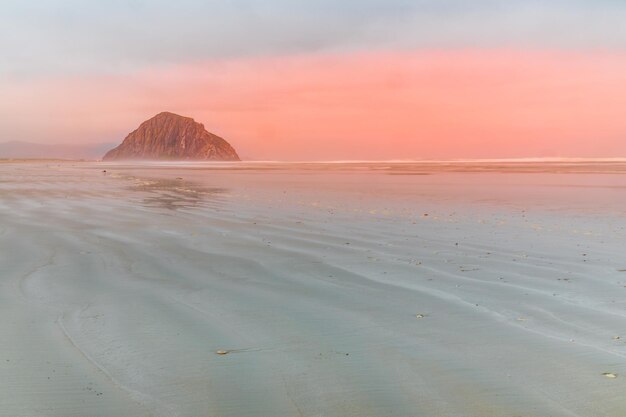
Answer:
xmin=103 ymin=112 xmax=240 ymax=161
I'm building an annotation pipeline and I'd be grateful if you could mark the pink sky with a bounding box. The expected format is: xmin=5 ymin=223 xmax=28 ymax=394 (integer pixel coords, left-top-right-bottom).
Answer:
xmin=3 ymin=49 xmax=626 ymax=160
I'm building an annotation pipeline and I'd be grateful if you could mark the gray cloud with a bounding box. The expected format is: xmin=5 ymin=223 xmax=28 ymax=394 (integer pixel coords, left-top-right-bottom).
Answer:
xmin=2 ymin=0 xmax=626 ymax=76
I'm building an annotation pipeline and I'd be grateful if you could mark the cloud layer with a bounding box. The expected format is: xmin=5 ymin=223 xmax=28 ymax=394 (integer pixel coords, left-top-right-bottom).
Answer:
xmin=3 ymin=1 xmax=626 ymax=76
xmin=3 ymin=2 xmax=626 ymax=158
xmin=4 ymin=49 xmax=626 ymax=159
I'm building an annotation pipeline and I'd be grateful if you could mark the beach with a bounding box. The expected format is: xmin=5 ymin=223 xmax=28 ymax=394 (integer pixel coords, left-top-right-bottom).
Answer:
xmin=2 ymin=160 xmax=626 ymax=416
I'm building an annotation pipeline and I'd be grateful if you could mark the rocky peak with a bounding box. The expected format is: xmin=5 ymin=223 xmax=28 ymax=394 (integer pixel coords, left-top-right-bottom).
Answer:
xmin=103 ymin=112 xmax=240 ymax=161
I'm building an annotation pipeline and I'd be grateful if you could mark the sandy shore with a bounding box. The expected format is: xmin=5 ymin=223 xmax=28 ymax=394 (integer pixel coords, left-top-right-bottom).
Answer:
xmin=1 ymin=161 xmax=626 ymax=416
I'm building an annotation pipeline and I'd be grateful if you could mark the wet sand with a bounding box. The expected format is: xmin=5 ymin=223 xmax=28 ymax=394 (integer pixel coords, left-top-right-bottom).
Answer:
xmin=1 ymin=161 xmax=626 ymax=416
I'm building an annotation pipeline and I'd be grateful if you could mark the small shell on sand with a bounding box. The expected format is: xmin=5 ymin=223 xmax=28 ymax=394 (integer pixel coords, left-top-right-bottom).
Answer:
xmin=216 ymin=350 xmax=230 ymax=355
xmin=602 ymin=372 xmax=618 ymax=378
xmin=415 ymin=314 xmax=426 ymax=319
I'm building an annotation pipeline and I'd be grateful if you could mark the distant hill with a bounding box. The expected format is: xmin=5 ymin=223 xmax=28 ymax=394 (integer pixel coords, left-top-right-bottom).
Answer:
xmin=103 ymin=112 xmax=240 ymax=161
xmin=0 ymin=141 xmax=115 ymax=160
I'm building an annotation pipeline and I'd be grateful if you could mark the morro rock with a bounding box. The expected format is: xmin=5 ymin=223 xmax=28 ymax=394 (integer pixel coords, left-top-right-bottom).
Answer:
xmin=103 ymin=112 xmax=240 ymax=161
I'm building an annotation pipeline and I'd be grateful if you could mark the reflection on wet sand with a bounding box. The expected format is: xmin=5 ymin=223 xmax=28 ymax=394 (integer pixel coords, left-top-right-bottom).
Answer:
xmin=126 ymin=176 xmax=227 ymax=210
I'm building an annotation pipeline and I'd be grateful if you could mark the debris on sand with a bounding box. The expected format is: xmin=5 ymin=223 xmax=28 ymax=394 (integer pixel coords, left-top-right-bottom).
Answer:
xmin=602 ymin=372 xmax=618 ymax=378
xmin=415 ymin=314 xmax=427 ymax=319
xmin=459 ymin=266 xmax=480 ymax=272
xmin=216 ymin=350 xmax=230 ymax=355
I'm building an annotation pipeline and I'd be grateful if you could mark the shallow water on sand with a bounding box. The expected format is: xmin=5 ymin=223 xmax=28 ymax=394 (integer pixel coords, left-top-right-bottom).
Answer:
xmin=1 ymin=161 xmax=626 ymax=416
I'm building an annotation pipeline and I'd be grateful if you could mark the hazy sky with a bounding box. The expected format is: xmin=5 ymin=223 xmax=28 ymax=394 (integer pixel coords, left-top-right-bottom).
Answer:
xmin=2 ymin=1 xmax=626 ymax=159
